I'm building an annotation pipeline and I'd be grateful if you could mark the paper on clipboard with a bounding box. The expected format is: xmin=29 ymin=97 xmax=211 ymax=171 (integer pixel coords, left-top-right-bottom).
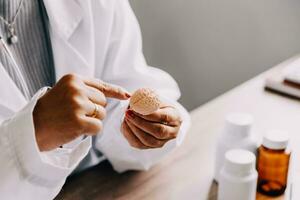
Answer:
xmin=265 ymin=57 xmax=300 ymax=99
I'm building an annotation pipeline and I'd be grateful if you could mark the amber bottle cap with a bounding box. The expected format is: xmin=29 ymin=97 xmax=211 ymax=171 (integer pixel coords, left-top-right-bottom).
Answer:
xmin=263 ymin=130 xmax=289 ymax=150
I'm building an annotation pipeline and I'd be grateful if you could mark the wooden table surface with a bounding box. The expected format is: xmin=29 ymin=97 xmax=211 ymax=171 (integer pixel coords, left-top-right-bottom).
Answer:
xmin=55 ymin=56 xmax=300 ymax=200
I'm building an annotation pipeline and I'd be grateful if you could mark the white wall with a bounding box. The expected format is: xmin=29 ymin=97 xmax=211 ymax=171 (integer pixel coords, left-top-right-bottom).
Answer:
xmin=129 ymin=0 xmax=300 ymax=110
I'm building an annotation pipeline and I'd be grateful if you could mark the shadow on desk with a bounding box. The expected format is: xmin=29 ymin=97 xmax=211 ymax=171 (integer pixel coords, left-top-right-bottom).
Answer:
xmin=55 ymin=161 xmax=143 ymax=200
xmin=205 ymin=181 xmax=284 ymax=200
xmin=56 ymin=161 xmax=217 ymax=200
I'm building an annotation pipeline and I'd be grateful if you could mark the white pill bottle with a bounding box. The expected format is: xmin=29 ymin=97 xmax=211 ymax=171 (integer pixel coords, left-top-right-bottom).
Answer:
xmin=218 ymin=149 xmax=258 ymax=200
xmin=214 ymin=113 xmax=257 ymax=182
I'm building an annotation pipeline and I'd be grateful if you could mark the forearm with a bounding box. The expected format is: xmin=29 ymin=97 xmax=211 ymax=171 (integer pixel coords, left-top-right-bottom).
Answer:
xmin=0 ymin=87 xmax=91 ymax=199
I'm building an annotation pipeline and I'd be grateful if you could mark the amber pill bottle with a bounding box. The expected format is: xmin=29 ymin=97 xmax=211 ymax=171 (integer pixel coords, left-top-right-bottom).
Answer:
xmin=257 ymin=130 xmax=291 ymax=197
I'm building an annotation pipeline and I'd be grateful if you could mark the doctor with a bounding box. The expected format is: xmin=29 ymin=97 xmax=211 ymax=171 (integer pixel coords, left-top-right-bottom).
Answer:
xmin=0 ymin=0 xmax=190 ymax=199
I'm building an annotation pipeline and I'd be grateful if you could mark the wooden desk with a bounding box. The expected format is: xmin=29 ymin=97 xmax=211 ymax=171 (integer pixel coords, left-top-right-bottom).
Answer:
xmin=55 ymin=57 xmax=300 ymax=200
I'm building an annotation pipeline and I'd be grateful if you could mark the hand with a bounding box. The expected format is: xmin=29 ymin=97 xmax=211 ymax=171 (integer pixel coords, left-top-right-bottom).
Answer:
xmin=121 ymin=105 xmax=182 ymax=149
xmin=33 ymin=74 xmax=130 ymax=151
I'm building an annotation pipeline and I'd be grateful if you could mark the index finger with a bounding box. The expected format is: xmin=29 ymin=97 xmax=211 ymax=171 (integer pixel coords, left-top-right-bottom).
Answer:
xmin=83 ymin=77 xmax=131 ymax=100
xmin=131 ymin=107 xmax=182 ymax=127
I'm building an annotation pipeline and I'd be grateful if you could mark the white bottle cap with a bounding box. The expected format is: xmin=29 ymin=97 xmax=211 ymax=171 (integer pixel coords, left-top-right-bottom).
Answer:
xmin=224 ymin=149 xmax=256 ymax=176
xmin=263 ymin=130 xmax=289 ymax=150
xmin=223 ymin=113 xmax=253 ymax=138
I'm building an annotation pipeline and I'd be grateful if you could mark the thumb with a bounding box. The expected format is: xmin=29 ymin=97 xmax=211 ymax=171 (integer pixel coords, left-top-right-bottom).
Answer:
xmin=83 ymin=77 xmax=131 ymax=100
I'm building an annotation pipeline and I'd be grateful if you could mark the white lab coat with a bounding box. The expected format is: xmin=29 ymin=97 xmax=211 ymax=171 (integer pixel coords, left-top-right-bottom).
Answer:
xmin=0 ymin=0 xmax=190 ymax=199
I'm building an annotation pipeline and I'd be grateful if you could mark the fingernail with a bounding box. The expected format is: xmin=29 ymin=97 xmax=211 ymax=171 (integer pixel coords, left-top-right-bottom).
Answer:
xmin=125 ymin=113 xmax=132 ymax=119
xmin=126 ymin=110 xmax=135 ymax=119
xmin=125 ymin=92 xmax=131 ymax=98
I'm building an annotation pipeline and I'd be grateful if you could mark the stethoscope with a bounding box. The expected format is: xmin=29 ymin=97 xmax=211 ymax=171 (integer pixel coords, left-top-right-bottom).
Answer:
xmin=0 ymin=36 xmax=31 ymax=101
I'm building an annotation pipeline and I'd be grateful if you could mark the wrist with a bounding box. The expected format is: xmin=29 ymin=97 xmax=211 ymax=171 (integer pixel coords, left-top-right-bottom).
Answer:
xmin=33 ymin=98 xmax=48 ymax=151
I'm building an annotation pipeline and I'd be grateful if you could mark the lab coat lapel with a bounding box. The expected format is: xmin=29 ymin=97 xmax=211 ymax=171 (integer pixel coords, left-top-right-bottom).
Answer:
xmin=0 ymin=0 xmax=94 ymax=114
xmin=0 ymin=63 xmax=27 ymax=113
xmin=43 ymin=0 xmax=94 ymax=81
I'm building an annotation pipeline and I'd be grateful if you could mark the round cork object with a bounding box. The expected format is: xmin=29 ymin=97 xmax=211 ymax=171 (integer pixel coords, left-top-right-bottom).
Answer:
xmin=129 ymin=88 xmax=161 ymax=115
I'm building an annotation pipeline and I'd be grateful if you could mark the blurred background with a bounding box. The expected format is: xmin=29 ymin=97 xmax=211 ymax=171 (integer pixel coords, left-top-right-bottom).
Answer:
xmin=129 ymin=0 xmax=300 ymax=111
